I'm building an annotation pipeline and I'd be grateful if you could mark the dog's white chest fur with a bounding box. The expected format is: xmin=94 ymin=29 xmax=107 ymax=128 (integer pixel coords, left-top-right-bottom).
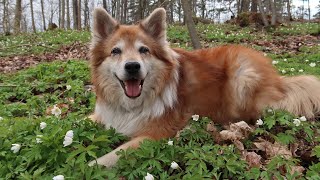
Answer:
xmin=95 ymin=103 xmax=150 ymax=136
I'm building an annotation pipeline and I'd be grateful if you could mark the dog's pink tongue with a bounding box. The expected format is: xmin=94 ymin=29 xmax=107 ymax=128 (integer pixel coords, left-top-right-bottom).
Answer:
xmin=125 ymin=80 xmax=141 ymax=97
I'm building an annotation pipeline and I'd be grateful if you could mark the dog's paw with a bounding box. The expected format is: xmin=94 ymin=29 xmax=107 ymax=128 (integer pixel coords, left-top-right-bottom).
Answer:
xmin=88 ymin=151 xmax=119 ymax=168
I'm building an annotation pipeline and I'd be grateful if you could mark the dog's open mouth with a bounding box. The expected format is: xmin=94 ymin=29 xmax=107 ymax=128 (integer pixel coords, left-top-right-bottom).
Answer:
xmin=116 ymin=75 xmax=144 ymax=98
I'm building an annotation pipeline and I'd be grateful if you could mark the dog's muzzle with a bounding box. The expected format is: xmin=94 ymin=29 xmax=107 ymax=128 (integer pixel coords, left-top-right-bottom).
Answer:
xmin=115 ymin=62 xmax=145 ymax=99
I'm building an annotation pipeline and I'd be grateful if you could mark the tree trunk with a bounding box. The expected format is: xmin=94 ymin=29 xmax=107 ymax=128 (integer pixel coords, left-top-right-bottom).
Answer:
xmin=73 ymin=0 xmax=78 ymax=29
xmin=307 ymin=0 xmax=310 ymax=20
xmin=122 ymin=0 xmax=127 ymax=24
xmin=66 ymin=0 xmax=71 ymax=29
xmin=29 ymin=0 xmax=36 ymax=33
xmin=61 ymin=0 xmax=65 ymax=29
xmin=59 ymin=0 xmax=61 ymax=27
xmin=103 ymin=0 xmax=107 ymax=11
xmin=40 ymin=0 xmax=46 ymax=30
xmin=251 ymin=0 xmax=258 ymax=12
xmin=77 ymin=0 xmax=81 ymax=30
xmin=241 ymin=0 xmax=250 ymax=12
xmin=270 ymin=0 xmax=276 ymax=26
xmin=169 ymin=0 xmax=174 ymax=23
xmin=178 ymin=0 xmax=182 ymax=22
xmin=257 ymin=0 xmax=269 ymax=26
xmin=286 ymin=0 xmax=292 ymax=21
xmin=200 ymin=0 xmax=205 ymax=18
xmin=14 ymin=0 xmax=22 ymax=34
xmin=181 ymin=0 xmax=201 ymax=49
xmin=84 ymin=0 xmax=89 ymax=29
xmin=2 ymin=0 xmax=9 ymax=34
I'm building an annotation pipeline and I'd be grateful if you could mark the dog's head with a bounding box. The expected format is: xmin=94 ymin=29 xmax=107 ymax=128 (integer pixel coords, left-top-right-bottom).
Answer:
xmin=90 ymin=8 xmax=179 ymax=110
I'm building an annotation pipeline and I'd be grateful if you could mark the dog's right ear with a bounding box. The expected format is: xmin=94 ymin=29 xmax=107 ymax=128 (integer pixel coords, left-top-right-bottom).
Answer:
xmin=93 ymin=7 xmax=118 ymax=40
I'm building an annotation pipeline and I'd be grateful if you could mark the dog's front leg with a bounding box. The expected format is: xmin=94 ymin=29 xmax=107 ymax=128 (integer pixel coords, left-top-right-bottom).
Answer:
xmin=88 ymin=136 xmax=149 ymax=168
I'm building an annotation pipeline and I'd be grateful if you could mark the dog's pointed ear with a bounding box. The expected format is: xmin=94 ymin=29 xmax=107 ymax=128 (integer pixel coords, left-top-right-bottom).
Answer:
xmin=93 ymin=7 xmax=118 ymax=40
xmin=140 ymin=8 xmax=167 ymax=45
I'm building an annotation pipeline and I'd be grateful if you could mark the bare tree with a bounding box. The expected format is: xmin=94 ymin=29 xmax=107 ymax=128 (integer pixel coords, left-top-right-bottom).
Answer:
xmin=14 ymin=0 xmax=22 ymax=34
xmin=251 ymin=0 xmax=258 ymax=12
xmin=84 ymin=0 xmax=89 ymax=29
xmin=40 ymin=0 xmax=46 ymax=30
xmin=241 ymin=0 xmax=250 ymax=12
xmin=121 ymin=0 xmax=128 ymax=23
xmin=286 ymin=0 xmax=292 ymax=20
xmin=66 ymin=0 xmax=71 ymax=29
xmin=72 ymin=0 xmax=78 ymax=29
xmin=102 ymin=0 xmax=107 ymax=11
xmin=77 ymin=0 xmax=81 ymax=30
xmin=181 ymin=0 xmax=201 ymax=49
xmin=2 ymin=0 xmax=9 ymax=34
xmin=257 ymin=0 xmax=269 ymax=26
xmin=270 ymin=0 xmax=277 ymax=26
xmin=29 ymin=0 xmax=36 ymax=32
xmin=61 ymin=0 xmax=65 ymax=29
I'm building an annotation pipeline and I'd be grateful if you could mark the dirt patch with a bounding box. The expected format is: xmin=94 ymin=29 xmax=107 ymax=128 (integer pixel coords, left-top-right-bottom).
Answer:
xmin=248 ymin=35 xmax=320 ymax=55
xmin=0 ymin=42 xmax=89 ymax=73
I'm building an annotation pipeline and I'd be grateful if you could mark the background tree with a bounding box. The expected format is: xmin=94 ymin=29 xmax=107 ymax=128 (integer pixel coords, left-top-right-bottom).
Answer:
xmin=72 ymin=0 xmax=78 ymax=29
xmin=40 ymin=0 xmax=46 ymax=30
xmin=14 ymin=0 xmax=22 ymax=34
xmin=29 ymin=0 xmax=36 ymax=32
xmin=181 ymin=0 xmax=201 ymax=49
xmin=66 ymin=0 xmax=70 ymax=29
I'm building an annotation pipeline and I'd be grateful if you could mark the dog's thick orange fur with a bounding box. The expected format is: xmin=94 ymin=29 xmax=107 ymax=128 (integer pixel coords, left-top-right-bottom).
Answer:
xmin=88 ymin=8 xmax=320 ymax=167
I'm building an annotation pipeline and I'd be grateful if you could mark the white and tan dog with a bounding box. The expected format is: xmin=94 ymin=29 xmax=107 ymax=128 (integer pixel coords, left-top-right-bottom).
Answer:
xmin=89 ymin=7 xmax=320 ymax=167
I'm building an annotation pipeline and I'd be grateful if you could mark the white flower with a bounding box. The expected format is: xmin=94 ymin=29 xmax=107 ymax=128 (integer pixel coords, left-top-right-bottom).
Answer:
xmin=40 ymin=122 xmax=47 ymax=130
xmin=272 ymin=60 xmax=278 ymax=65
xmin=144 ymin=173 xmax=154 ymax=180
xmin=263 ymin=53 xmax=267 ymax=57
xmin=65 ymin=130 xmax=73 ymax=138
xmin=167 ymin=140 xmax=173 ymax=146
xmin=281 ymin=69 xmax=286 ymax=74
xmin=0 ymin=117 xmax=3 ymax=121
xmin=36 ymin=135 xmax=43 ymax=143
xmin=299 ymin=116 xmax=307 ymax=122
xmin=283 ymin=58 xmax=287 ymax=62
xmin=170 ymin=161 xmax=179 ymax=169
xmin=256 ymin=119 xmax=263 ymax=126
xmin=192 ymin=114 xmax=199 ymax=121
xmin=290 ymin=68 xmax=295 ymax=72
xmin=293 ymin=119 xmax=301 ymax=126
xmin=66 ymin=85 xmax=72 ymax=90
xmin=267 ymin=109 xmax=273 ymax=113
xmin=51 ymin=105 xmax=61 ymax=117
xmin=305 ymin=59 xmax=309 ymax=62
xmin=63 ymin=137 xmax=73 ymax=147
xmin=63 ymin=130 xmax=74 ymax=147
xmin=53 ymin=175 xmax=64 ymax=180
xmin=298 ymin=69 xmax=304 ymax=73
xmin=309 ymin=63 xmax=316 ymax=67
xmin=11 ymin=144 xmax=21 ymax=153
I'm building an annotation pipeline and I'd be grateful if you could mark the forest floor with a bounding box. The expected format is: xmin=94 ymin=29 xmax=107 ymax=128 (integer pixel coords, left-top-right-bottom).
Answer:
xmin=0 ymin=22 xmax=320 ymax=179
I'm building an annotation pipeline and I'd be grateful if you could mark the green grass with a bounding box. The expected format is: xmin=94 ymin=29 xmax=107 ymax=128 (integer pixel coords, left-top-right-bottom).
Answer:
xmin=1 ymin=23 xmax=320 ymax=179
xmin=0 ymin=30 xmax=90 ymax=57
xmin=1 ymin=22 xmax=318 ymax=57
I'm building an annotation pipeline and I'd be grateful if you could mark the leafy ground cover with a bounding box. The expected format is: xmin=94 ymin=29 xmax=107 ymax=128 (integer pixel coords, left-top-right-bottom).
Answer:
xmin=0 ymin=23 xmax=320 ymax=179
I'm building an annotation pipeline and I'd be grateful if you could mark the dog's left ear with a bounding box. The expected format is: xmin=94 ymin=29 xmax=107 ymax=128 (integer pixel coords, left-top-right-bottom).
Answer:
xmin=140 ymin=8 xmax=167 ymax=45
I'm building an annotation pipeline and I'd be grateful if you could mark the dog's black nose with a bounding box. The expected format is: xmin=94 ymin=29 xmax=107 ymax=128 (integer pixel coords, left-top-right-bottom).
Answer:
xmin=125 ymin=62 xmax=140 ymax=75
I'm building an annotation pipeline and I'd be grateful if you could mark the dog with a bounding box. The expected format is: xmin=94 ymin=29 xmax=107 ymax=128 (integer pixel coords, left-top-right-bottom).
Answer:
xmin=88 ymin=7 xmax=320 ymax=167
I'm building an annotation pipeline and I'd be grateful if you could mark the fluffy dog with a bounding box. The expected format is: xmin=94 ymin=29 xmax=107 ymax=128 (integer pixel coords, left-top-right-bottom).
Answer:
xmin=88 ymin=7 xmax=320 ymax=167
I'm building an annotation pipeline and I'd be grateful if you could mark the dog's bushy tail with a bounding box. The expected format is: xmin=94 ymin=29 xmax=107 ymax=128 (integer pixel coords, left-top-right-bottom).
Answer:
xmin=271 ymin=75 xmax=320 ymax=119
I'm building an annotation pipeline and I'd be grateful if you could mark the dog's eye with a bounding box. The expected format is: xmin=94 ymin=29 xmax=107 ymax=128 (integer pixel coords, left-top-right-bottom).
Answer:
xmin=139 ymin=46 xmax=149 ymax=54
xmin=111 ymin=47 xmax=122 ymax=55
